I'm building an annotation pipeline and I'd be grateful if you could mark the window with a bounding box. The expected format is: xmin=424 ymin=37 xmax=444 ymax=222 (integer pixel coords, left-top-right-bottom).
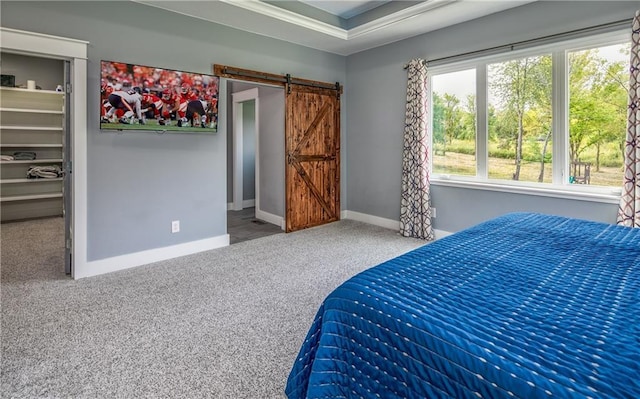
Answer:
xmin=432 ymin=69 xmax=476 ymax=176
xmin=488 ymin=55 xmax=552 ymax=183
xmin=430 ymin=31 xmax=630 ymax=194
xmin=568 ymin=43 xmax=629 ymax=187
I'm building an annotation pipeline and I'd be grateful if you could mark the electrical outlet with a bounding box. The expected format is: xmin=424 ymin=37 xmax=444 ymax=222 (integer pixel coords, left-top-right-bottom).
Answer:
xmin=432 ymin=208 xmax=437 ymax=218
xmin=171 ymin=220 xmax=180 ymax=233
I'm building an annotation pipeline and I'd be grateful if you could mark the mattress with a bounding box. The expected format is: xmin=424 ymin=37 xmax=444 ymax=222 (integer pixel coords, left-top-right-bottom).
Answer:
xmin=286 ymin=212 xmax=640 ymax=398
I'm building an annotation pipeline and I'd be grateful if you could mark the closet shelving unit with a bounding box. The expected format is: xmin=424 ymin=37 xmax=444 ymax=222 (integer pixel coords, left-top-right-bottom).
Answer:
xmin=0 ymin=86 xmax=65 ymax=222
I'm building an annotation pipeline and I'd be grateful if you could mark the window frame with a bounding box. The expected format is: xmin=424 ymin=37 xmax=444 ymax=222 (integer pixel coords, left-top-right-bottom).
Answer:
xmin=428 ymin=29 xmax=629 ymax=204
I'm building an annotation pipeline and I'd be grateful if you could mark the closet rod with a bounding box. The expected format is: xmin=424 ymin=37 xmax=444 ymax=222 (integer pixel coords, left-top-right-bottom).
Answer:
xmin=404 ymin=17 xmax=632 ymax=69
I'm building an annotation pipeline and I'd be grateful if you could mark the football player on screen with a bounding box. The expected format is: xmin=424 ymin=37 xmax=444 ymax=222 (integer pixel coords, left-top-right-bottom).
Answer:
xmin=100 ymin=79 xmax=115 ymax=121
xmin=159 ymin=88 xmax=180 ymax=126
xmin=102 ymin=87 xmax=144 ymax=125
xmin=141 ymin=90 xmax=163 ymax=121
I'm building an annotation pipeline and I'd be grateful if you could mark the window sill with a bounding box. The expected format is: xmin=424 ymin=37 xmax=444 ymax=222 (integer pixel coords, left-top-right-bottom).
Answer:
xmin=431 ymin=176 xmax=621 ymax=204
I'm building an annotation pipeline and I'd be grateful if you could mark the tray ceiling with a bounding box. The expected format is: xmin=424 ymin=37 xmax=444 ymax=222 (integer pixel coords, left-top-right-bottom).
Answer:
xmin=133 ymin=0 xmax=536 ymax=55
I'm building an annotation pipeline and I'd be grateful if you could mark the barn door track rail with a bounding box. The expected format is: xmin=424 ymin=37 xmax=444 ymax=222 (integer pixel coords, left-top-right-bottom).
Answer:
xmin=213 ymin=64 xmax=342 ymax=98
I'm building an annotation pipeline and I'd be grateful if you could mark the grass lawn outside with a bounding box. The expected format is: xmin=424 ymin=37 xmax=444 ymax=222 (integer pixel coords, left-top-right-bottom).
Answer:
xmin=433 ymin=152 xmax=623 ymax=187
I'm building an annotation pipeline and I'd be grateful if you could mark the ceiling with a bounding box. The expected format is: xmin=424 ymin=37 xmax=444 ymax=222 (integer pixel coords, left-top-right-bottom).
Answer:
xmin=133 ymin=0 xmax=536 ymax=56
xmin=299 ymin=1 xmax=392 ymax=19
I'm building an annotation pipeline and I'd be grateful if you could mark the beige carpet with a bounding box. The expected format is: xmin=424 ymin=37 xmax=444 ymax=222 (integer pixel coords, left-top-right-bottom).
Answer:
xmin=1 ymin=217 xmax=425 ymax=398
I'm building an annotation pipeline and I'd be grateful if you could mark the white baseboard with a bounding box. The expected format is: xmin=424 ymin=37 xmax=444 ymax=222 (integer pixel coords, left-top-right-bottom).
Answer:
xmin=255 ymin=209 xmax=285 ymax=230
xmin=434 ymin=229 xmax=453 ymax=239
xmin=75 ymin=234 xmax=229 ymax=279
xmin=342 ymin=210 xmax=399 ymax=230
xmin=227 ymin=199 xmax=256 ymax=210
xmin=243 ymin=199 xmax=255 ymax=208
xmin=341 ymin=210 xmax=452 ymax=240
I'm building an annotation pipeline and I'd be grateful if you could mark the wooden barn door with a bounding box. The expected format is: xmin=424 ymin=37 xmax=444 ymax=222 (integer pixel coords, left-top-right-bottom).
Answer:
xmin=285 ymin=85 xmax=340 ymax=232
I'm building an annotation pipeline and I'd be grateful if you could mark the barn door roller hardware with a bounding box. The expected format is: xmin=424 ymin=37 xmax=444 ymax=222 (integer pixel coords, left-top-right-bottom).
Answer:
xmin=213 ymin=64 xmax=342 ymax=95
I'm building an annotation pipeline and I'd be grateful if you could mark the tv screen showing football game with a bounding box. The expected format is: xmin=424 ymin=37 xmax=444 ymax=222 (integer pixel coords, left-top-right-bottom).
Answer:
xmin=100 ymin=60 xmax=219 ymax=133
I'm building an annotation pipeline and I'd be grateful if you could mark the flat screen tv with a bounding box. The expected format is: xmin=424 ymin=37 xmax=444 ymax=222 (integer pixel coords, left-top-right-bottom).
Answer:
xmin=100 ymin=60 xmax=219 ymax=133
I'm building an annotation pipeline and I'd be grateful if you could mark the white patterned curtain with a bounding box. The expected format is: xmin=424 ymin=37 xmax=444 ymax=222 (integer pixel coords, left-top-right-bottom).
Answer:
xmin=400 ymin=59 xmax=435 ymax=240
xmin=617 ymin=10 xmax=640 ymax=227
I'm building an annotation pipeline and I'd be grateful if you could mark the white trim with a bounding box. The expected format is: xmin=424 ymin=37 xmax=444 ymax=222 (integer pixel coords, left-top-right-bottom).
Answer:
xmin=1 ymin=27 xmax=88 ymax=279
xmin=219 ymin=0 xmax=347 ymax=39
xmin=552 ymin=49 xmax=567 ymax=185
xmin=342 ymin=210 xmax=451 ymax=239
xmin=219 ymin=0 xmax=460 ymax=42
xmin=476 ymin=63 xmax=488 ymax=179
xmin=227 ymin=200 xmax=256 ymax=210
xmin=231 ymin=94 xmax=243 ymax=211
xmin=0 ymin=27 xmax=88 ymax=59
xmin=71 ymin=58 xmax=88 ymax=279
xmin=431 ymin=178 xmax=621 ymax=204
xmin=254 ymin=96 xmax=261 ymax=217
xmin=255 ymin=208 xmax=285 ymax=230
xmin=231 ymin=88 xmax=260 ymax=212
xmin=132 ymin=0 xmax=533 ymax=55
xmin=75 ymin=235 xmax=230 ymax=279
xmin=348 ymin=0 xmax=456 ymax=39
xmin=434 ymin=229 xmax=454 ymax=239
xmin=243 ymin=199 xmax=255 ymax=208
xmin=342 ymin=210 xmax=399 ymax=230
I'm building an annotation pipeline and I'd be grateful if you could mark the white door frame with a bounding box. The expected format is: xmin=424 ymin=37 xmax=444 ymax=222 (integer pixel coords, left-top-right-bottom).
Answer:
xmin=0 ymin=27 xmax=88 ymax=279
xmin=231 ymin=88 xmax=259 ymax=212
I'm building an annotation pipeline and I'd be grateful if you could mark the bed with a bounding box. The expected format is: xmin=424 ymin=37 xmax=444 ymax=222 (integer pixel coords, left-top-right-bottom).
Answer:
xmin=285 ymin=212 xmax=640 ymax=398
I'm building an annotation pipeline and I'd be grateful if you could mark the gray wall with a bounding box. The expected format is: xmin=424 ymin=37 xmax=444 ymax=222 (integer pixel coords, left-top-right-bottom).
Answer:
xmin=345 ymin=1 xmax=638 ymax=232
xmin=1 ymin=1 xmax=344 ymax=261
xmin=257 ymin=86 xmax=285 ymax=217
xmin=0 ymin=52 xmax=63 ymax=90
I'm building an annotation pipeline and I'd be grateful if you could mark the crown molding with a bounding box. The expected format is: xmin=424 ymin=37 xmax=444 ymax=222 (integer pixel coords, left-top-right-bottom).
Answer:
xmin=220 ymin=0 xmax=348 ymax=39
xmin=131 ymin=0 xmax=538 ymax=55
xmin=348 ymin=0 xmax=456 ymax=39
xmin=221 ymin=0 xmax=462 ymax=41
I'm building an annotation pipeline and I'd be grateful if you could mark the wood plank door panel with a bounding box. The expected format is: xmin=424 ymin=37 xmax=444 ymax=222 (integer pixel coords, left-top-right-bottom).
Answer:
xmin=285 ymin=85 xmax=340 ymax=232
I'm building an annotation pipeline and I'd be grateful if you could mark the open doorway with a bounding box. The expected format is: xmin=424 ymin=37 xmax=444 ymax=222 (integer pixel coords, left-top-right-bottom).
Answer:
xmin=216 ymin=65 xmax=342 ymax=234
xmin=227 ymin=81 xmax=285 ymax=244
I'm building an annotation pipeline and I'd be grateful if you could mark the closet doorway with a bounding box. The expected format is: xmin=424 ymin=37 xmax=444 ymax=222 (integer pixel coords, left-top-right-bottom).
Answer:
xmin=227 ymin=81 xmax=285 ymax=244
xmin=1 ymin=27 xmax=87 ymax=279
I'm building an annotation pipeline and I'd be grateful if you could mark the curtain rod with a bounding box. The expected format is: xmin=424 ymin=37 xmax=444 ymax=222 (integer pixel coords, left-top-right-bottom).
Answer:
xmin=404 ymin=17 xmax=632 ymax=69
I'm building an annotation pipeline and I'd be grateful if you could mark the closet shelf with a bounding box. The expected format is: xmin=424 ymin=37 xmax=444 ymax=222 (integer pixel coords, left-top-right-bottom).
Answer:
xmin=0 ymin=81 xmax=65 ymax=221
xmin=1 ymin=159 xmax=63 ymax=164
xmin=1 ymin=178 xmax=63 ymax=184
xmin=0 ymin=125 xmax=63 ymax=131
xmin=0 ymin=193 xmax=63 ymax=202
xmin=1 ymin=144 xmax=63 ymax=148
xmin=0 ymin=87 xmax=63 ymax=95
xmin=0 ymin=107 xmax=64 ymax=114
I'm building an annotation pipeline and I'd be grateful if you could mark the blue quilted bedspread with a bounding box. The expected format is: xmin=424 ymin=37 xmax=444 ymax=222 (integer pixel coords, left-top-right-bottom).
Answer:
xmin=285 ymin=212 xmax=640 ymax=398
